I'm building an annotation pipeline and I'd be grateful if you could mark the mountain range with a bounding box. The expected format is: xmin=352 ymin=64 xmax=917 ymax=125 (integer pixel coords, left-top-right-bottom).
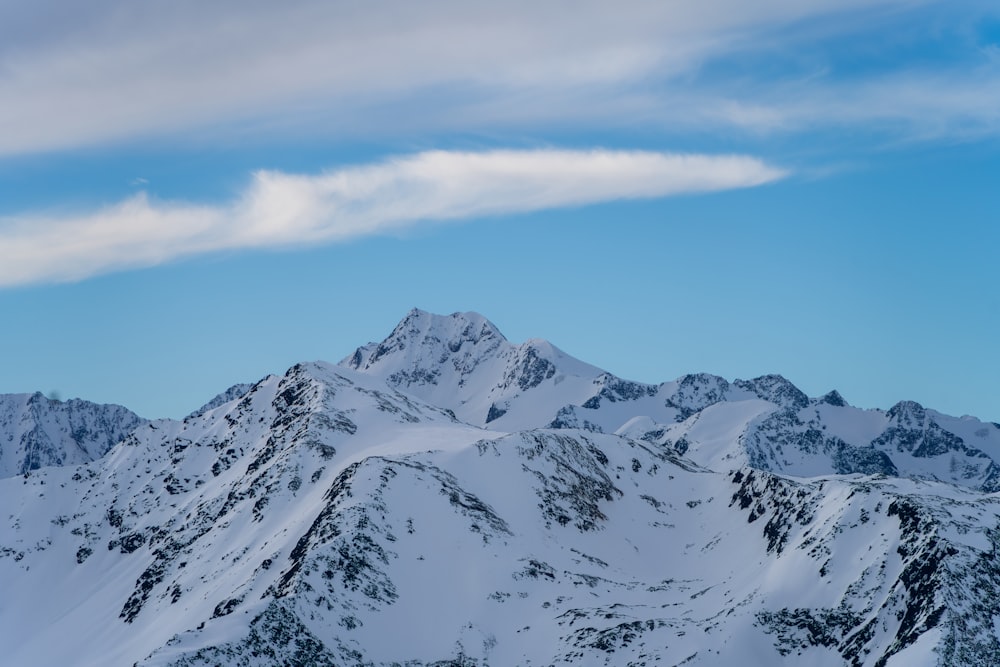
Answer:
xmin=1 ymin=309 xmax=999 ymax=666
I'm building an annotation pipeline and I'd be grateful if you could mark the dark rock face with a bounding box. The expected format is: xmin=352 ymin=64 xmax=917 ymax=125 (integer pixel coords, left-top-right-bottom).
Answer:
xmin=663 ymin=373 xmax=731 ymax=420
xmin=161 ymin=602 xmax=341 ymax=667
xmin=757 ymin=607 xmax=866 ymax=658
xmin=818 ymin=390 xmax=847 ymax=407
xmin=515 ymin=432 xmax=621 ymax=532
xmin=582 ymin=374 xmax=657 ymax=410
xmin=729 ymin=469 xmax=818 ymax=555
xmin=485 ymin=403 xmax=508 ymax=424
xmin=887 ymin=400 xmax=926 ymax=425
xmin=737 ymin=469 xmax=1000 ymax=667
xmin=734 ymin=375 xmax=809 ymax=410
xmin=875 ymin=421 xmax=968 ymax=459
xmin=507 ymin=346 xmax=557 ymax=392
xmin=979 ymin=464 xmax=1000 ymax=493
xmin=874 ymin=404 xmax=975 ymax=460
xmin=831 ymin=443 xmax=897 ymax=476
xmin=547 ymin=406 xmax=602 ymax=432
xmin=741 ymin=408 xmax=890 ymax=474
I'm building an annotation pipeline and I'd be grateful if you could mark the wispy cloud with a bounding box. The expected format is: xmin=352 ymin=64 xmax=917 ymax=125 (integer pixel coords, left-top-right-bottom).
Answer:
xmin=4 ymin=0 xmax=993 ymax=154
xmin=696 ymin=66 xmax=1000 ymax=140
xmin=0 ymin=149 xmax=787 ymax=287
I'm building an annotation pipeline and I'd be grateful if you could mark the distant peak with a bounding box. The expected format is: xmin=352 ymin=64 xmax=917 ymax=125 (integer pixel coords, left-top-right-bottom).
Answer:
xmin=341 ymin=308 xmax=509 ymax=374
xmin=389 ymin=309 xmax=506 ymax=345
xmin=396 ymin=307 xmax=435 ymax=329
xmin=734 ymin=374 xmax=808 ymax=409
xmin=187 ymin=382 xmax=254 ymax=419
xmin=663 ymin=373 xmax=731 ymax=419
xmin=676 ymin=372 xmax=730 ymax=389
xmin=818 ymin=390 xmax=847 ymax=407
xmin=887 ymin=400 xmax=926 ymax=424
xmin=404 ymin=306 xmax=427 ymax=318
xmin=399 ymin=307 xmax=499 ymax=329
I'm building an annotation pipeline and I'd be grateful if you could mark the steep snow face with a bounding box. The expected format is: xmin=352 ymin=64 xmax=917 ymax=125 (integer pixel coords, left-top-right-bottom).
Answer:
xmin=0 ymin=392 xmax=144 ymax=478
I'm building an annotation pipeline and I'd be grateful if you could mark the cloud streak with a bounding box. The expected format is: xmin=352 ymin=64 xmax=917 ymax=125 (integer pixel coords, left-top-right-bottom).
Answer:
xmin=694 ymin=66 xmax=1000 ymax=140
xmin=5 ymin=0 xmax=992 ymax=154
xmin=0 ymin=149 xmax=786 ymax=287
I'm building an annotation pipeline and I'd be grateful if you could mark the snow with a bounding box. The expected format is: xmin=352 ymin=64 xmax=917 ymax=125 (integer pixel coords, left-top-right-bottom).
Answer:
xmin=2 ymin=309 xmax=1000 ymax=665
xmin=813 ymin=402 xmax=890 ymax=444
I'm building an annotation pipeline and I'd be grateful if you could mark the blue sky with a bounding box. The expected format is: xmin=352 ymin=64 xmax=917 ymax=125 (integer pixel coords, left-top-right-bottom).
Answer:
xmin=1 ymin=0 xmax=998 ymax=421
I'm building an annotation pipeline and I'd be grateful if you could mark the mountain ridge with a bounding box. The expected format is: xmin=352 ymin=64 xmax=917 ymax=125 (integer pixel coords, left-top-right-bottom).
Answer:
xmin=2 ymin=309 xmax=1000 ymax=666
xmin=340 ymin=309 xmax=1000 ymax=492
xmin=0 ymin=391 xmax=145 ymax=478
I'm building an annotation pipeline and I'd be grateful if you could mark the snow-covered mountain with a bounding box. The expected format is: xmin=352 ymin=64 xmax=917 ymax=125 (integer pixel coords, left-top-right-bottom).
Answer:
xmin=2 ymin=309 xmax=1000 ymax=666
xmin=0 ymin=391 xmax=144 ymax=478
xmin=344 ymin=309 xmax=1000 ymax=492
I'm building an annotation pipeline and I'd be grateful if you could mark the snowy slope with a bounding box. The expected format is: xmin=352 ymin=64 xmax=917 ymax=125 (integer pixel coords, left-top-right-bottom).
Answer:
xmin=2 ymin=310 xmax=1000 ymax=666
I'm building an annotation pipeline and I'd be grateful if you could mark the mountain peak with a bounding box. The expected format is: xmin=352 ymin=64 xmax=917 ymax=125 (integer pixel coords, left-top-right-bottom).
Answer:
xmin=818 ymin=389 xmax=847 ymax=407
xmin=887 ymin=399 xmax=927 ymax=425
xmin=341 ymin=310 xmax=610 ymax=427
xmin=343 ymin=309 xmax=507 ymax=373
xmin=401 ymin=308 xmax=505 ymax=340
xmin=733 ymin=374 xmax=809 ymax=409
xmin=186 ymin=382 xmax=255 ymax=419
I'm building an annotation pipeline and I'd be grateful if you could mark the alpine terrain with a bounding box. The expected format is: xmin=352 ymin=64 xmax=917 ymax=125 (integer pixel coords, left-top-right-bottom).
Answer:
xmin=2 ymin=309 xmax=1000 ymax=666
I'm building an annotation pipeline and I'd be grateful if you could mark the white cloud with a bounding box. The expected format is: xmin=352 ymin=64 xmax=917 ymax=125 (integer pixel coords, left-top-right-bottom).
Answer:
xmin=0 ymin=149 xmax=787 ymax=287
xmin=0 ymin=0 xmax=968 ymax=155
